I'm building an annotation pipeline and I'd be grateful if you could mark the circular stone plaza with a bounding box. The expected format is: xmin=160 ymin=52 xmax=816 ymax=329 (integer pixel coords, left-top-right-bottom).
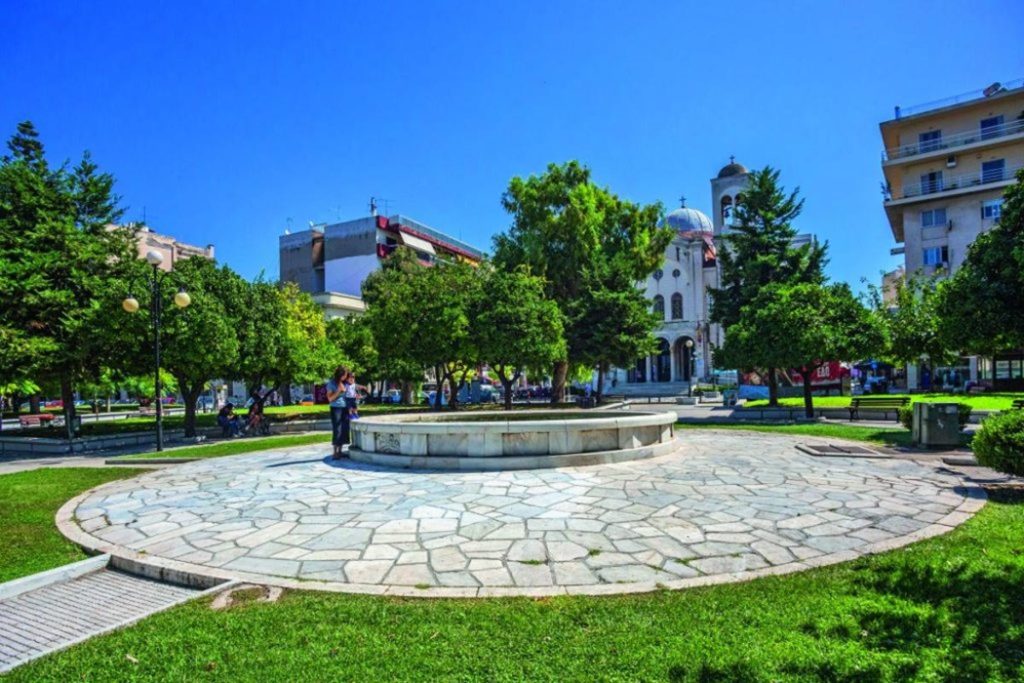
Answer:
xmin=58 ymin=429 xmax=984 ymax=598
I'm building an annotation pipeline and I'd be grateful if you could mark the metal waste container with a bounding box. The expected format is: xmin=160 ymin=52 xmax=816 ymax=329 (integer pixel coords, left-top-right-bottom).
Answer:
xmin=912 ymin=402 xmax=960 ymax=448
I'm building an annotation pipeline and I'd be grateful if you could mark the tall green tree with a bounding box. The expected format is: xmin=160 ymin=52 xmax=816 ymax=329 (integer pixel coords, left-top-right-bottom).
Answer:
xmin=109 ymin=256 xmax=244 ymax=436
xmin=709 ymin=167 xmax=827 ymax=405
xmin=475 ymin=266 xmax=565 ymax=410
xmin=867 ymin=273 xmax=954 ymax=373
xmin=0 ymin=121 xmax=133 ymax=438
xmin=937 ymin=170 xmax=1024 ymax=357
xmin=494 ymin=161 xmax=671 ymax=403
xmin=719 ymin=283 xmax=882 ymax=417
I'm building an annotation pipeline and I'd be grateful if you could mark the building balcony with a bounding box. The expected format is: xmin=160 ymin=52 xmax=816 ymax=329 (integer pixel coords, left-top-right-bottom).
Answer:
xmin=891 ymin=163 xmax=1023 ymax=202
xmin=882 ymin=117 xmax=1024 ymax=163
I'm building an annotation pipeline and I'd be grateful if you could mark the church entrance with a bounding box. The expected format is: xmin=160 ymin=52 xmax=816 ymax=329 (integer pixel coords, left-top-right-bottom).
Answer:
xmin=674 ymin=337 xmax=695 ymax=382
xmin=652 ymin=338 xmax=671 ymax=383
xmin=629 ymin=356 xmax=647 ymax=383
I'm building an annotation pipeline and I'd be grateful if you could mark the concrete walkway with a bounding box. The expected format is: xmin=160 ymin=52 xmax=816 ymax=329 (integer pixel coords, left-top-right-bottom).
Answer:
xmin=0 ymin=557 xmax=213 ymax=673
xmin=59 ymin=431 xmax=985 ymax=598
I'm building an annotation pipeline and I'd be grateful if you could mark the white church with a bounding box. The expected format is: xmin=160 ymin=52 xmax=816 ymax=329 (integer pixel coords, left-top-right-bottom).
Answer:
xmin=602 ymin=158 xmax=755 ymax=395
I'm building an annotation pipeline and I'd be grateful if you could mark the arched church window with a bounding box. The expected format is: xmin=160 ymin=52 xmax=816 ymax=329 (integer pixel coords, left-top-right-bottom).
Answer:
xmin=720 ymin=195 xmax=733 ymax=221
xmin=652 ymin=295 xmax=665 ymax=319
xmin=672 ymin=268 xmax=681 ymax=278
xmin=671 ymin=293 xmax=683 ymax=320
xmin=653 ymin=269 xmax=663 ymax=281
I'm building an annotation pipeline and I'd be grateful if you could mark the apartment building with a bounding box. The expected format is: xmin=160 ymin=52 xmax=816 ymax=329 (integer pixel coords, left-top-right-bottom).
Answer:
xmin=881 ymin=79 xmax=1023 ymax=275
xmin=279 ymin=213 xmax=484 ymax=318
xmin=880 ymin=78 xmax=1024 ymax=390
xmin=118 ymin=223 xmax=215 ymax=271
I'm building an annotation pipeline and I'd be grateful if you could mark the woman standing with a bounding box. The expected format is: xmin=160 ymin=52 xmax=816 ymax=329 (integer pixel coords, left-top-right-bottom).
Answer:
xmin=326 ymin=366 xmax=349 ymax=459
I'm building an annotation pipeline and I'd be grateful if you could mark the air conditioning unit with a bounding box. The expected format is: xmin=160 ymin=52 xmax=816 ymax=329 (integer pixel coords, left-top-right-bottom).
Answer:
xmin=946 ymin=155 xmax=957 ymax=168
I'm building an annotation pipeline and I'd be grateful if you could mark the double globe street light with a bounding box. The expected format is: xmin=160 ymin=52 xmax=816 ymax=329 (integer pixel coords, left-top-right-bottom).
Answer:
xmin=122 ymin=250 xmax=191 ymax=451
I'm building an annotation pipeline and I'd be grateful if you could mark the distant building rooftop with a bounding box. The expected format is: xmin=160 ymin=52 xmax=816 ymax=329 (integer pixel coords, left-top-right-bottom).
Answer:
xmin=889 ymin=77 xmax=1024 ymax=121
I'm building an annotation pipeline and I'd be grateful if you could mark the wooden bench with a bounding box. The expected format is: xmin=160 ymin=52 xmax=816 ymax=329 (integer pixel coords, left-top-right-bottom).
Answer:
xmin=847 ymin=396 xmax=910 ymax=421
xmin=18 ymin=413 xmax=55 ymax=428
xmin=1012 ymin=399 xmax=1024 ymax=410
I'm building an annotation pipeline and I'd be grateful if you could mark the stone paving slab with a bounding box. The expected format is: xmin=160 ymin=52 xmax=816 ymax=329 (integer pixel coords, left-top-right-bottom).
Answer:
xmin=57 ymin=431 xmax=986 ymax=598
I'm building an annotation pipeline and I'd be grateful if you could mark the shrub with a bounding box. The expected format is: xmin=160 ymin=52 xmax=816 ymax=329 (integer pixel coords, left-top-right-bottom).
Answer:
xmin=898 ymin=403 xmax=972 ymax=431
xmin=973 ymin=410 xmax=1024 ymax=476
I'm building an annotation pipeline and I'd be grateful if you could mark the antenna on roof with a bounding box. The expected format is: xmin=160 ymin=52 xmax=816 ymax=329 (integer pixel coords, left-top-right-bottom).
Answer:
xmin=369 ymin=197 xmax=378 ymax=217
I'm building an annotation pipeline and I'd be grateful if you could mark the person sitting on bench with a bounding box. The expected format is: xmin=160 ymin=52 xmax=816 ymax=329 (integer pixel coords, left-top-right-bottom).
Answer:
xmin=217 ymin=403 xmax=241 ymax=437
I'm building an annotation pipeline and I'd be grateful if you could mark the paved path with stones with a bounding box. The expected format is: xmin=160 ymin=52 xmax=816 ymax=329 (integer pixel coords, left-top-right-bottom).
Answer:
xmin=59 ymin=431 xmax=985 ymax=597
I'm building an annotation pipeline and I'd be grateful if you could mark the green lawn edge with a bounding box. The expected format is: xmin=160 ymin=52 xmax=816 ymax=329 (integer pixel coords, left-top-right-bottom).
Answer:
xmin=115 ymin=432 xmax=332 ymax=461
xmin=0 ymin=467 xmax=149 ymax=583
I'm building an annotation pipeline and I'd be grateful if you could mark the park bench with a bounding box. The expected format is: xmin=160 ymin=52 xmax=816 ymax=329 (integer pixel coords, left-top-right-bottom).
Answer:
xmin=18 ymin=413 xmax=55 ymax=428
xmin=1012 ymin=399 xmax=1024 ymax=410
xmin=847 ymin=396 xmax=910 ymax=422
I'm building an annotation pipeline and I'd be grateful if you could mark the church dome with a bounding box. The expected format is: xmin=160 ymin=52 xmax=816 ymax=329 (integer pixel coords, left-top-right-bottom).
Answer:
xmin=663 ymin=204 xmax=713 ymax=233
xmin=717 ymin=156 xmax=748 ymax=178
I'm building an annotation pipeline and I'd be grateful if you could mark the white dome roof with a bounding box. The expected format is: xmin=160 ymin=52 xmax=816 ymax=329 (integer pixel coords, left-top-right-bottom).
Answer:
xmin=663 ymin=205 xmax=713 ymax=233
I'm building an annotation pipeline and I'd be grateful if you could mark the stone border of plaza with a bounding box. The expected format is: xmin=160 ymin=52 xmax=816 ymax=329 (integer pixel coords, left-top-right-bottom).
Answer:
xmin=54 ymin=450 xmax=989 ymax=599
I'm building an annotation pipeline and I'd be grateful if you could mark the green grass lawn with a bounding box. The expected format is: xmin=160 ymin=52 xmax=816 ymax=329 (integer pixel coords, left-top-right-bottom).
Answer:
xmin=678 ymin=421 xmax=976 ymax=449
xmin=116 ymin=432 xmax=332 ymax=460
xmin=678 ymin=421 xmax=917 ymax=447
xmin=3 ymin=465 xmax=1021 ymax=681
xmin=0 ymin=467 xmax=149 ymax=583
xmin=744 ymin=392 xmax=1023 ymax=411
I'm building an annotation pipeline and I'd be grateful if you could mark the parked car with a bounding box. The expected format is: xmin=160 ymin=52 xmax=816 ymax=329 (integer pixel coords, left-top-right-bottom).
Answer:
xmin=298 ymin=395 xmax=315 ymax=406
xmin=421 ymin=390 xmax=448 ymax=407
xmin=384 ymin=389 xmax=402 ymax=404
xmin=195 ymin=396 xmax=216 ymax=411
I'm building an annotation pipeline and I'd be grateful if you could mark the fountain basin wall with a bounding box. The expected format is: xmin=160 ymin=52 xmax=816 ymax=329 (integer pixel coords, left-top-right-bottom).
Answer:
xmin=350 ymin=410 xmax=678 ymax=470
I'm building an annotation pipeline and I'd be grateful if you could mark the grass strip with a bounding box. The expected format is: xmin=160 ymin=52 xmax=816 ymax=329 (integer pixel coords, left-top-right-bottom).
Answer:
xmin=0 ymin=467 xmax=149 ymax=583
xmin=117 ymin=432 xmax=332 ymax=460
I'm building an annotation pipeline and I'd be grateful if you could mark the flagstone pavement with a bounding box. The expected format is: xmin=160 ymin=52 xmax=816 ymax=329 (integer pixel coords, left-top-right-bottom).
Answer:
xmin=60 ymin=431 xmax=984 ymax=597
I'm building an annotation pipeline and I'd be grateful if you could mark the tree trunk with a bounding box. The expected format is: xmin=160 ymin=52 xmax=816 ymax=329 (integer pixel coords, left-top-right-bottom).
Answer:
xmin=281 ymin=384 xmax=293 ymax=406
xmin=401 ymin=381 xmax=413 ymax=405
xmin=29 ymin=394 xmax=41 ymax=415
xmin=596 ymin=363 xmax=606 ymax=404
xmin=802 ymin=366 xmax=815 ymax=419
xmin=551 ymin=360 xmax=568 ymax=406
xmin=60 ymin=376 xmax=76 ymax=441
xmin=181 ymin=381 xmax=203 ymax=438
xmin=767 ymin=367 xmax=779 ymax=407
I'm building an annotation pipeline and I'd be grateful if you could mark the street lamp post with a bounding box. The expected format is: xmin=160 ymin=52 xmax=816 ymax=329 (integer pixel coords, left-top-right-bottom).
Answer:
xmin=122 ymin=250 xmax=190 ymax=452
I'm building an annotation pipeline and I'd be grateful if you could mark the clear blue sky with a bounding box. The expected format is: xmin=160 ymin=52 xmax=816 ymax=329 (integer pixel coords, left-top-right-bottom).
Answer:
xmin=3 ymin=1 xmax=1023 ymax=291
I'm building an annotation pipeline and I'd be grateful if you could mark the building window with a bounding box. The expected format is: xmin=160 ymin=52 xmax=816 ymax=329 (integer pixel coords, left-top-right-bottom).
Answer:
xmin=720 ymin=195 xmax=733 ymax=222
xmin=920 ymin=171 xmax=943 ymax=194
xmin=920 ymin=208 xmax=947 ymax=227
xmin=653 ymin=269 xmax=663 ymax=281
xmin=671 ymin=293 xmax=683 ymax=320
xmin=922 ymin=246 xmax=949 ymax=267
xmin=982 ymin=199 xmax=1003 ymax=220
xmin=919 ymin=130 xmax=942 ymax=153
xmin=672 ymin=268 xmax=681 ymax=278
xmin=675 ymin=246 xmax=680 ymax=261
xmin=980 ymin=115 xmax=1004 ymax=140
xmin=652 ymin=295 xmax=665 ymax=319
xmin=982 ymin=159 xmax=1005 ymax=183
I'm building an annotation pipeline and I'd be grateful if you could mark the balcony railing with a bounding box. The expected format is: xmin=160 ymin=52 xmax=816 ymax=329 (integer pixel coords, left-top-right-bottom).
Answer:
xmin=883 ymin=117 xmax=1024 ymax=161
xmin=894 ymin=78 xmax=1024 ymax=119
xmin=898 ymin=163 xmax=1023 ymax=200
